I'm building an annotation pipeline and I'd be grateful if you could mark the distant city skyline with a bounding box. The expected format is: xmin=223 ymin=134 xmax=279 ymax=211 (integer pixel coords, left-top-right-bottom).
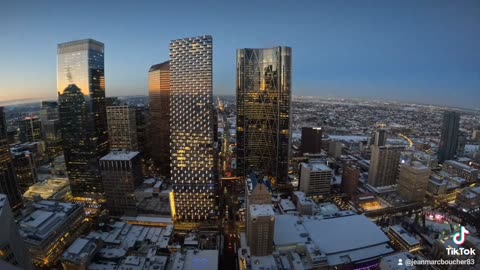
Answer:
xmin=1 ymin=0 xmax=479 ymax=108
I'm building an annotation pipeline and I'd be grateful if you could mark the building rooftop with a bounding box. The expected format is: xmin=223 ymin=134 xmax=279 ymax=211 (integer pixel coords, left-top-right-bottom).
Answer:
xmin=250 ymin=204 xmax=275 ymax=218
xmin=379 ymin=252 xmax=416 ymax=270
xmin=317 ymin=203 xmax=340 ymax=215
xmin=293 ymin=191 xmax=315 ymax=205
xmin=23 ymin=178 xmax=70 ymax=200
xmin=88 ymin=261 xmax=118 ymax=270
xmin=279 ymin=199 xmax=297 ymax=213
xmin=302 ymin=162 xmax=331 ymax=172
xmin=100 ymin=150 xmax=140 ymax=161
xmin=275 ymin=214 xmax=393 ymax=266
xmin=19 ymin=201 xmax=82 ymax=243
xmin=62 ymin=237 xmax=98 ymax=265
xmin=444 ymin=160 xmax=478 ymax=173
xmin=246 ymin=171 xmax=272 ymax=193
xmin=149 ymin=61 xmax=169 ymax=72
xmin=404 ymin=161 xmax=430 ymax=171
xmin=86 ymin=222 xmax=172 ymax=252
xmin=170 ymin=249 xmax=218 ymax=270
xmin=389 ymin=225 xmax=420 ymax=246
xmin=250 ymin=256 xmax=279 ymax=270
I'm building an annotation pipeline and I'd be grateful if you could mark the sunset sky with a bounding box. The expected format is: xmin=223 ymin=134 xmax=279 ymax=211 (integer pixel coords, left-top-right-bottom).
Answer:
xmin=1 ymin=0 xmax=479 ymax=108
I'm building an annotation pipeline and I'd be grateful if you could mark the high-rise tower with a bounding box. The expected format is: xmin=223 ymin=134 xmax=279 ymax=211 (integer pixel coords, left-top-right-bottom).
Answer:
xmin=19 ymin=116 xmax=42 ymax=143
xmin=39 ymin=101 xmax=62 ymax=158
xmin=149 ymin=61 xmax=171 ymax=176
xmin=0 ymin=194 xmax=34 ymax=269
xmin=0 ymin=107 xmax=22 ymax=210
xmin=236 ymin=47 xmax=292 ymax=185
xmin=368 ymin=145 xmax=404 ymax=187
xmin=100 ymin=151 xmax=143 ymax=216
xmin=57 ymin=39 xmax=108 ymax=199
xmin=438 ymin=111 xmax=460 ymax=163
xmin=106 ymin=105 xmax=138 ymax=151
xmin=169 ymin=36 xmax=218 ymax=222
xmin=300 ymin=127 xmax=322 ymax=154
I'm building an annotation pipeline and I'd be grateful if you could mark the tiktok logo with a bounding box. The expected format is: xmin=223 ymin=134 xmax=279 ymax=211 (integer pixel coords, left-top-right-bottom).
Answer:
xmin=453 ymin=226 xmax=470 ymax=245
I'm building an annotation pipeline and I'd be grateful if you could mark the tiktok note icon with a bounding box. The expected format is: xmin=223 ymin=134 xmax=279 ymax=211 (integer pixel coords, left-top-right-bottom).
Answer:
xmin=453 ymin=226 xmax=470 ymax=245
xmin=398 ymin=259 xmax=403 ymax=266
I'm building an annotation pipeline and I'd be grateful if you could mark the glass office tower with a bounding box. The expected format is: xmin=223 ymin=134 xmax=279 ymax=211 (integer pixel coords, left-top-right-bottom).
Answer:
xmin=170 ymin=36 xmax=218 ymax=222
xmin=236 ymin=47 xmax=292 ymax=185
xmin=0 ymin=107 xmax=22 ymax=210
xmin=149 ymin=61 xmax=171 ymax=176
xmin=57 ymin=39 xmax=108 ymax=199
xmin=438 ymin=111 xmax=460 ymax=163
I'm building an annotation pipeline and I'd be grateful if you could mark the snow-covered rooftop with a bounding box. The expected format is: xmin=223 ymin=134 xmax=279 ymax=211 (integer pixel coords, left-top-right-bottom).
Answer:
xmin=274 ymin=214 xmax=393 ymax=266
xmin=250 ymin=204 xmax=275 ymax=218
xmin=100 ymin=150 xmax=140 ymax=161
xmin=389 ymin=225 xmax=420 ymax=246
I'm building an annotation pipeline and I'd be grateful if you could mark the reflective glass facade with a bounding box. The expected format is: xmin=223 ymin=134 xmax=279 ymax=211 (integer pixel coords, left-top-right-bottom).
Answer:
xmin=0 ymin=107 xmax=22 ymax=210
xmin=170 ymin=36 xmax=218 ymax=222
xmin=236 ymin=47 xmax=292 ymax=185
xmin=19 ymin=117 xmax=42 ymax=143
xmin=149 ymin=61 xmax=170 ymax=176
xmin=57 ymin=39 xmax=108 ymax=199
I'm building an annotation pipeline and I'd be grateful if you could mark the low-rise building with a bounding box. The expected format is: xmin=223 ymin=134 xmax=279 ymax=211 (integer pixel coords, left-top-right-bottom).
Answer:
xmin=379 ymin=252 xmax=418 ymax=270
xmin=425 ymin=176 xmax=460 ymax=206
xmin=292 ymin=191 xmax=315 ymax=215
xmin=386 ymin=225 xmax=421 ymax=253
xmin=432 ymin=233 xmax=480 ymax=261
xmin=61 ymin=237 xmax=102 ymax=270
xmin=169 ymin=249 xmax=218 ymax=270
xmin=443 ymin=160 xmax=479 ymax=183
xmin=274 ymin=212 xmax=394 ymax=268
xmin=18 ymin=201 xmax=85 ymax=268
xmin=135 ymin=178 xmax=171 ymax=215
xmin=278 ymin=199 xmax=297 ymax=214
xmin=456 ymin=186 xmax=480 ymax=212
xmin=23 ymin=178 xmax=70 ymax=201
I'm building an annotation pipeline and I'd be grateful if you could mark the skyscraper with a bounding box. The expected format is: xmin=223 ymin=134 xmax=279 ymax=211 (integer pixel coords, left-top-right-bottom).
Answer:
xmin=236 ymin=47 xmax=292 ymax=185
xmin=0 ymin=194 xmax=34 ymax=270
xmin=247 ymin=204 xmax=275 ymax=256
xmin=438 ymin=111 xmax=460 ymax=163
xmin=170 ymin=36 xmax=218 ymax=222
xmin=368 ymin=145 xmax=404 ymax=187
xmin=11 ymin=150 xmax=37 ymax=193
xmin=299 ymin=161 xmax=332 ymax=198
xmin=100 ymin=151 xmax=143 ymax=216
xmin=328 ymin=140 xmax=343 ymax=158
xmin=57 ymin=39 xmax=108 ymax=199
xmin=135 ymin=106 xmax=149 ymax=154
xmin=0 ymin=107 xmax=22 ymax=210
xmin=148 ymin=61 xmax=170 ymax=176
xmin=397 ymin=161 xmax=430 ymax=202
xmin=300 ymin=127 xmax=322 ymax=154
xmin=19 ymin=116 xmax=41 ymax=143
xmin=106 ymin=105 xmax=138 ymax=151
xmin=341 ymin=163 xmax=360 ymax=196
xmin=374 ymin=129 xmax=387 ymax=147
xmin=39 ymin=101 xmax=62 ymax=158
